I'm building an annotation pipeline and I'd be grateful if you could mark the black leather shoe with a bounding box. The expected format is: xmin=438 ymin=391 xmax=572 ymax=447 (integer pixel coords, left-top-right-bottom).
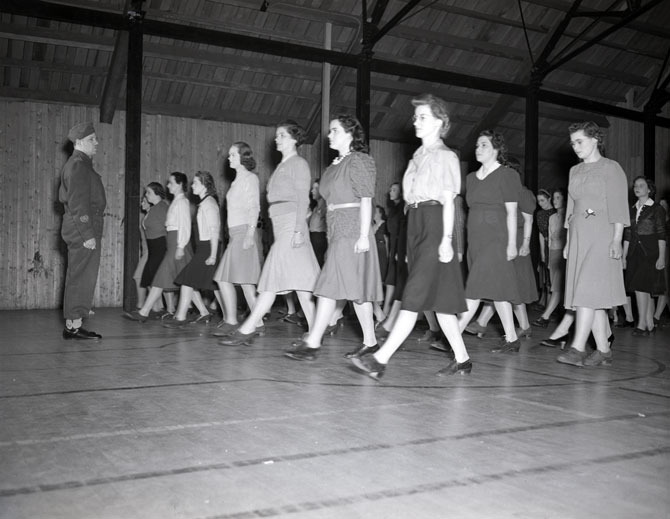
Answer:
xmin=350 ymin=354 xmax=386 ymax=381
xmin=219 ymin=329 xmax=256 ymax=346
xmin=436 ymin=359 xmax=472 ymax=376
xmin=63 ymin=327 xmax=102 ymax=340
xmin=614 ymin=320 xmax=635 ymax=328
xmin=344 ymin=344 xmax=379 ymax=359
xmin=285 ymin=341 xmax=319 ymax=361
xmin=162 ymin=319 xmax=187 ymax=329
xmin=491 ymin=338 xmax=520 ymax=353
xmin=541 ymin=334 xmax=568 ymax=349
xmin=122 ymin=310 xmax=148 ymax=323
xmin=532 ymin=317 xmax=549 ymax=328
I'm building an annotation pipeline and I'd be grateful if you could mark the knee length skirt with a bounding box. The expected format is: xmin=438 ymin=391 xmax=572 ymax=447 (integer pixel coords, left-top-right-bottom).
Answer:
xmin=213 ymin=225 xmax=262 ymax=285
xmin=175 ymin=240 xmax=217 ymax=290
xmin=151 ymin=230 xmax=193 ymax=291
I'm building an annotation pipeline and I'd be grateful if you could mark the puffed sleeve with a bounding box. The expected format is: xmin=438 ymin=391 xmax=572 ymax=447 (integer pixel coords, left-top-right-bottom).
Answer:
xmin=520 ymin=188 xmax=536 ymax=215
xmin=291 ymin=156 xmax=311 ymax=233
xmin=499 ymin=166 xmax=522 ymax=203
xmin=350 ymin=152 xmax=376 ymax=199
xmin=63 ymin=159 xmax=96 ymax=241
xmin=605 ymin=160 xmax=630 ymax=226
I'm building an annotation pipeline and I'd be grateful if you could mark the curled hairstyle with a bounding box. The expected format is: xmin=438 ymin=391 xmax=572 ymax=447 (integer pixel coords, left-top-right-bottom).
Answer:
xmin=277 ymin=120 xmax=306 ymax=146
xmin=375 ymin=204 xmax=387 ymax=221
xmin=478 ymin=130 xmax=508 ymax=166
xmin=146 ymin=181 xmax=167 ymax=201
xmin=233 ymin=141 xmax=257 ymax=172
xmin=537 ymin=188 xmax=551 ymax=200
xmin=633 ymin=175 xmax=656 ymax=199
xmin=334 ymin=114 xmax=368 ymax=153
xmin=195 ymin=170 xmax=218 ymax=202
xmin=568 ymin=121 xmax=605 ymax=155
xmin=411 ymin=93 xmax=451 ymax=138
xmin=170 ymin=171 xmax=189 ymax=194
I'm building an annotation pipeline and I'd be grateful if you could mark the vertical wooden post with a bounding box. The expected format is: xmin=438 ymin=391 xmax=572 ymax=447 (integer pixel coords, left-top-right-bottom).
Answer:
xmin=524 ymin=75 xmax=541 ymax=193
xmin=320 ymin=22 xmax=332 ymax=171
xmin=643 ymin=108 xmax=656 ymax=182
xmin=123 ymin=6 xmax=144 ymax=311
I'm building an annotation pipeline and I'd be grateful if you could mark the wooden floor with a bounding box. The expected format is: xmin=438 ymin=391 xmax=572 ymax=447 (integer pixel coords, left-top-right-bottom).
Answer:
xmin=1 ymin=307 xmax=669 ymax=519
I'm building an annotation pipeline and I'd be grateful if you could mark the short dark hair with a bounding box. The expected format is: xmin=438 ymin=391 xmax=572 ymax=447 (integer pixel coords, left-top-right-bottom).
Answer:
xmin=411 ymin=93 xmax=451 ymax=138
xmin=277 ymin=120 xmax=306 ymax=146
xmin=334 ymin=114 xmax=368 ymax=153
xmin=170 ymin=172 xmax=188 ymax=193
xmin=478 ymin=130 xmax=508 ymax=166
xmin=633 ymin=175 xmax=656 ymax=199
xmin=146 ymin=181 xmax=167 ymax=201
xmin=569 ymin=121 xmax=605 ymax=155
xmin=233 ymin=141 xmax=257 ymax=172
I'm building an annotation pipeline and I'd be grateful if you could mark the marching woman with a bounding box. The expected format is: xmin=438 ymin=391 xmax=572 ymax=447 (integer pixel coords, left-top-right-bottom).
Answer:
xmin=140 ymin=182 xmax=170 ymax=313
xmin=623 ymin=176 xmax=666 ymax=336
xmin=124 ymin=172 xmax=193 ymax=322
xmin=212 ymin=142 xmax=263 ymax=335
xmin=164 ymin=171 xmax=220 ymax=327
xmin=285 ymin=114 xmax=383 ymax=361
xmin=220 ymin=120 xmax=320 ymax=345
xmin=557 ymin=121 xmax=629 ymax=367
xmin=457 ymin=130 xmax=523 ymax=353
xmin=351 ymin=94 xmax=469 ymax=380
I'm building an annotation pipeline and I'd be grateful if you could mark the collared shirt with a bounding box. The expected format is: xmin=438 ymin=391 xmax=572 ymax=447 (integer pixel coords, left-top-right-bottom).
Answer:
xmin=197 ymin=196 xmax=221 ymax=241
xmin=165 ymin=192 xmax=191 ymax=249
xmin=402 ymin=140 xmax=460 ymax=205
xmin=635 ymin=198 xmax=654 ymax=223
xmin=227 ymin=171 xmax=260 ymax=229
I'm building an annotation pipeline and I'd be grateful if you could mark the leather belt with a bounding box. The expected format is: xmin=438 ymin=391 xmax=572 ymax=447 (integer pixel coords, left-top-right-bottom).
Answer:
xmin=408 ymin=200 xmax=441 ymax=209
xmin=327 ymin=202 xmax=361 ymax=211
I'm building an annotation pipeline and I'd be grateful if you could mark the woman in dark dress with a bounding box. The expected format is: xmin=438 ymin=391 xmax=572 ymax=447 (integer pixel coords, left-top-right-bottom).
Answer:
xmin=382 ymin=182 xmax=403 ymax=316
xmin=458 ymin=130 xmax=523 ymax=353
xmin=623 ymin=176 xmax=666 ymax=336
xmin=140 ymin=182 xmax=169 ymax=291
xmin=351 ymin=94 xmax=469 ymax=380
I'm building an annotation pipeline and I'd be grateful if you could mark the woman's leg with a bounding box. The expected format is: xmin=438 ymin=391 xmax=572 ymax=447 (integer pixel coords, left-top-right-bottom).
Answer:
xmin=295 ymin=290 xmax=316 ymax=329
xmin=374 ymin=310 xmax=419 ymax=363
xmin=190 ymin=290 xmax=210 ymax=317
xmin=436 ymin=313 xmax=469 ymax=363
xmin=634 ymin=291 xmax=649 ymax=330
xmin=173 ymin=286 xmax=195 ymax=321
xmin=569 ymin=306 xmax=595 ymax=352
xmin=216 ymin=281 xmax=239 ymax=325
xmin=353 ymin=301 xmax=377 ymax=347
xmin=329 ymin=299 xmax=346 ymax=326
xmin=424 ymin=311 xmax=440 ymax=332
xmin=623 ymin=296 xmax=634 ymax=323
xmin=164 ymin=292 xmax=176 ymax=314
xmin=241 ymin=284 xmax=262 ymax=327
xmin=382 ymin=285 xmax=395 ymax=316
xmin=373 ymin=302 xmax=386 ymax=323
xmin=458 ymin=298 xmax=481 ymax=333
xmin=513 ymin=303 xmax=530 ymax=330
xmin=303 ymin=296 xmax=336 ymax=348
xmin=285 ymin=292 xmax=297 ymax=315
xmin=549 ymin=310 xmax=575 ymax=339
xmin=541 ymin=289 xmax=562 ymax=320
xmin=139 ymin=286 xmax=164 ymax=316
xmin=654 ymin=294 xmax=668 ymax=321
xmin=238 ymin=292 xmax=276 ymax=334
xmin=476 ymin=303 xmax=495 ymax=327
xmin=493 ymin=301 xmax=518 ymax=341
xmin=591 ymin=309 xmax=610 ymax=353
xmin=135 ymin=280 xmax=146 ymax=309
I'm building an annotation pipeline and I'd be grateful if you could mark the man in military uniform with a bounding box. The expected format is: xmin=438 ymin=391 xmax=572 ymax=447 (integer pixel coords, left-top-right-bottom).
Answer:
xmin=60 ymin=122 xmax=106 ymax=339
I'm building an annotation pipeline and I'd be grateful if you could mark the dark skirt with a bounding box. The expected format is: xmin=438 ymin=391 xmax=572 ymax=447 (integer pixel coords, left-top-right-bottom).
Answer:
xmin=175 ymin=240 xmax=217 ymax=290
xmin=625 ymin=235 xmax=666 ymax=295
xmin=140 ymin=236 xmax=167 ymax=288
xmin=152 ymin=231 xmax=192 ymax=291
xmin=400 ymin=204 xmax=466 ymax=314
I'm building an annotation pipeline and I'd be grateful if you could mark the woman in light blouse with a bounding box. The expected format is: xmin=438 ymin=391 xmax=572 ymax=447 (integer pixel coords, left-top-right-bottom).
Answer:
xmin=164 ymin=170 xmax=220 ymax=327
xmin=351 ymin=94 xmax=469 ymax=380
xmin=220 ymin=120 xmax=319 ymax=345
xmin=212 ymin=142 xmax=263 ymax=335
xmin=125 ymin=172 xmax=192 ymax=322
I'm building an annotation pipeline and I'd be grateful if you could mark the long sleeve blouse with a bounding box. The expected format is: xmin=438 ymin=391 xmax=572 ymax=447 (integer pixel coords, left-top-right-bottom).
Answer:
xmin=266 ymin=154 xmax=311 ymax=234
xmin=226 ymin=171 xmax=260 ymax=230
xmin=165 ymin=192 xmax=191 ymax=249
xmin=196 ymin=196 xmax=221 ymax=241
xmin=142 ymin=199 xmax=169 ymax=239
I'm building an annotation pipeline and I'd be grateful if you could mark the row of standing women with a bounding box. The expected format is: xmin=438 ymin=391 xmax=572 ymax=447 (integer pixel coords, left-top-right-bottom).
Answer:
xmin=126 ymin=94 xmax=657 ymax=379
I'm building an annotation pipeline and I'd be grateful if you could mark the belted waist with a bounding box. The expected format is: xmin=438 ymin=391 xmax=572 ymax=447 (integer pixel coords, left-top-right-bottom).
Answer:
xmin=407 ymin=200 xmax=441 ymax=209
xmin=327 ymin=202 xmax=360 ymax=211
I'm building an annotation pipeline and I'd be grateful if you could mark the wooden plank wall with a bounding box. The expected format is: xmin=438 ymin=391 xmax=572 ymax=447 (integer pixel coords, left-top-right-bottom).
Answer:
xmin=0 ymin=100 xmax=415 ymax=310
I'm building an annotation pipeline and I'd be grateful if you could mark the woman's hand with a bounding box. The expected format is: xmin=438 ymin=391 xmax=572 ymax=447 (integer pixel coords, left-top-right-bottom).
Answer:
xmin=205 ymin=256 xmax=216 ymax=266
xmin=291 ymin=231 xmax=305 ymax=248
xmin=438 ymin=237 xmax=454 ymax=263
xmin=656 ymin=257 xmax=665 ymax=270
xmin=243 ymin=232 xmax=255 ymax=250
xmin=354 ymin=235 xmax=370 ymax=253
xmin=506 ymin=243 xmax=518 ymax=261
xmin=175 ymin=247 xmax=184 ymax=260
xmin=83 ymin=238 xmax=96 ymax=250
xmin=609 ymin=240 xmax=622 ymax=260
xmin=519 ymin=241 xmax=530 ymax=257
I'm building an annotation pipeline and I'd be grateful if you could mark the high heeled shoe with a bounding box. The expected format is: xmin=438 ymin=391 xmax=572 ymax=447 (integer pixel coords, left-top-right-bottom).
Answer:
xmin=632 ymin=327 xmax=649 ymax=337
xmin=531 ymin=317 xmax=549 ymax=328
xmin=284 ymin=340 xmax=320 ymax=361
xmin=418 ymin=329 xmax=441 ymax=342
xmin=218 ymin=329 xmax=255 ymax=346
xmin=351 ymin=354 xmax=386 ymax=381
xmin=162 ymin=318 xmax=187 ymax=329
xmin=122 ymin=310 xmax=148 ymax=323
xmin=344 ymin=344 xmax=379 ymax=359
xmin=189 ymin=313 xmax=212 ymax=324
xmin=436 ymin=359 xmax=472 ymax=376
xmin=541 ymin=333 xmax=568 ymax=349
xmin=325 ymin=320 xmax=342 ymax=336
xmin=516 ymin=326 xmax=532 ymax=339
xmin=211 ymin=322 xmax=238 ymax=337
